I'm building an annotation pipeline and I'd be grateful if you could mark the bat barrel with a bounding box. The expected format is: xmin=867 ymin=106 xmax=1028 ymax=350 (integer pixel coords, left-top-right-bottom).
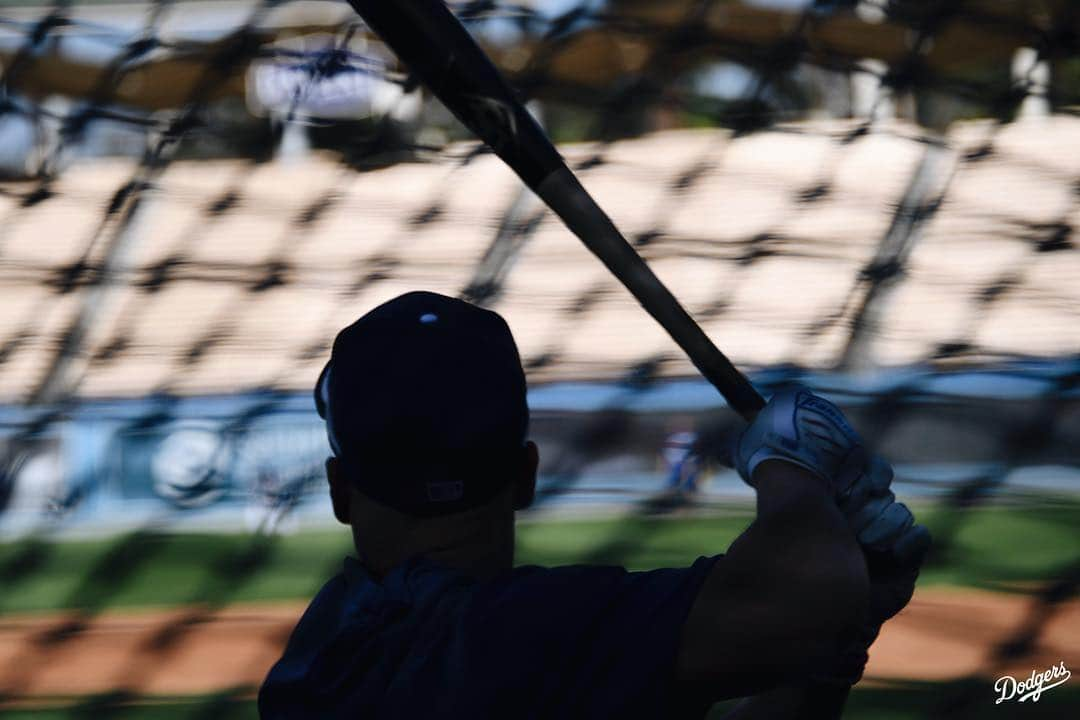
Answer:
xmin=347 ymin=0 xmax=564 ymax=188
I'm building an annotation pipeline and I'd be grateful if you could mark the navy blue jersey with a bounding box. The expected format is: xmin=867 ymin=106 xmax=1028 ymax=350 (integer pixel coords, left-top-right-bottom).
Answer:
xmin=259 ymin=555 xmax=719 ymax=719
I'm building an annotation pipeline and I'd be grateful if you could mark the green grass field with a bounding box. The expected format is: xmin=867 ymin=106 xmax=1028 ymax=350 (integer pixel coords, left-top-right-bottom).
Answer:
xmin=1 ymin=500 xmax=1077 ymax=614
xmin=0 ymin=499 xmax=1076 ymax=719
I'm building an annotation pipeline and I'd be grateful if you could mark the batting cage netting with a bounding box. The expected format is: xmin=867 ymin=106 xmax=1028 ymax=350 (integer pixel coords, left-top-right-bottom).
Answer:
xmin=0 ymin=0 xmax=1077 ymax=718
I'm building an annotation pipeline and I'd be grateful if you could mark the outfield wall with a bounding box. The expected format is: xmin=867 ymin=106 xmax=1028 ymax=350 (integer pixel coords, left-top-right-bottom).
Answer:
xmin=2 ymin=359 xmax=1076 ymax=537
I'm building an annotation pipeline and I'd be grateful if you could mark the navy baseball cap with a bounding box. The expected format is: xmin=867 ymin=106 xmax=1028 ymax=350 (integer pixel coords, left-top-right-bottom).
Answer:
xmin=315 ymin=292 xmax=529 ymax=517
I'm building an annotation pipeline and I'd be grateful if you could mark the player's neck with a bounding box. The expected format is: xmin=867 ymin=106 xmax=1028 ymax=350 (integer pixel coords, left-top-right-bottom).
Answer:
xmin=355 ymin=539 xmax=513 ymax=581
xmin=351 ymin=509 xmax=515 ymax=582
xmin=349 ymin=483 xmax=517 ymax=581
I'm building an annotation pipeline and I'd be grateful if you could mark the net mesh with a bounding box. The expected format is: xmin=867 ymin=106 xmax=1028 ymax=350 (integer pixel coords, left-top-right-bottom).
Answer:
xmin=0 ymin=0 xmax=1077 ymax=716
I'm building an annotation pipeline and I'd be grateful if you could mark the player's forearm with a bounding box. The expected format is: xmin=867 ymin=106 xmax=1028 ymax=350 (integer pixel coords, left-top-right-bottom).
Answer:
xmin=677 ymin=460 xmax=868 ymax=697
xmin=742 ymin=460 xmax=869 ymax=647
xmin=747 ymin=460 xmax=865 ymax=576
xmin=752 ymin=458 xmax=833 ymax=518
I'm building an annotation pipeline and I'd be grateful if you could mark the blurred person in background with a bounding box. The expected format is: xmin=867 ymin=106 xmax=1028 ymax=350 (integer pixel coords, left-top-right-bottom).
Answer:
xmin=259 ymin=291 xmax=929 ymax=719
xmin=663 ymin=429 xmax=703 ymax=497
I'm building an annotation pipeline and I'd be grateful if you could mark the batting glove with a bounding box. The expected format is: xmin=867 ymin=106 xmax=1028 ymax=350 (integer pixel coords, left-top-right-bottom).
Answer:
xmin=729 ymin=388 xmax=863 ymax=491
xmin=831 ymin=449 xmax=917 ymax=550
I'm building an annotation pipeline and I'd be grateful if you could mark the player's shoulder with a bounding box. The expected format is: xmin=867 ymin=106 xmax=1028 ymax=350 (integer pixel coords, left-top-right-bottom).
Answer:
xmin=471 ymin=557 xmax=720 ymax=617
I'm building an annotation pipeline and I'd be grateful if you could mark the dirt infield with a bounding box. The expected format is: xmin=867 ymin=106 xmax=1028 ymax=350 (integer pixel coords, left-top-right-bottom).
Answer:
xmin=0 ymin=588 xmax=1076 ymax=700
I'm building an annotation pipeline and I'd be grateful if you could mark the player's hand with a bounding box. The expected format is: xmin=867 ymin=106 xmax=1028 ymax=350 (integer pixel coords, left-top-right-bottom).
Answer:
xmin=865 ymin=523 xmax=931 ymax=623
xmin=729 ymin=389 xmax=906 ymax=537
xmin=835 ymin=450 xmax=931 ymax=643
xmin=728 ymin=388 xmax=862 ymax=492
xmin=833 ymin=449 xmax=919 ymax=551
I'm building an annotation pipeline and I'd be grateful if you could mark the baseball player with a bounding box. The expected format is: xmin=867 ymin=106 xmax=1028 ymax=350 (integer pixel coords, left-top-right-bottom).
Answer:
xmin=663 ymin=429 xmax=702 ymax=496
xmin=259 ymin=291 xmax=928 ymax=719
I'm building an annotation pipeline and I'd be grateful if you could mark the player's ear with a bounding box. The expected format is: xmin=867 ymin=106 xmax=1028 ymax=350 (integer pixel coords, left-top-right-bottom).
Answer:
xmin=326 ymin=456 xmax=350 ymax=525
xmin=513 ymin=441 xmax=539 ymax=511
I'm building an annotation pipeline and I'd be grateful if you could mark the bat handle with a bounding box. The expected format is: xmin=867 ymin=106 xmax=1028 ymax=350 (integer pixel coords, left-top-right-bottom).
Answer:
xmin=534 ymin=167 xmax=766 ymax=421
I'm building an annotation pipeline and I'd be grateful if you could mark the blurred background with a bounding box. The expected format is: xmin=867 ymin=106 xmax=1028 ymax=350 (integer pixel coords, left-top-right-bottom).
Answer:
xmin=0 ymin=0 xmax=1077 ymax=717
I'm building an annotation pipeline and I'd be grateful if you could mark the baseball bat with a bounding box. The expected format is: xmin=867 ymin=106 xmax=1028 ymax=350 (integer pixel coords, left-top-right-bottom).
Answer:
xmin=345 ymin=0 xmax=765 ymax=421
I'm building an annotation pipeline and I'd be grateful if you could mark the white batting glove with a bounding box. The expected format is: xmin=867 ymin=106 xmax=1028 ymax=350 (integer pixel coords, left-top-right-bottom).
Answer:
xmin=832 ymin=450 xmax=914 ymax=549
xmin=729 ymin=388 xmax=922 ymax=554
xmin=729 ymin=388 xmax=863 ymax=492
